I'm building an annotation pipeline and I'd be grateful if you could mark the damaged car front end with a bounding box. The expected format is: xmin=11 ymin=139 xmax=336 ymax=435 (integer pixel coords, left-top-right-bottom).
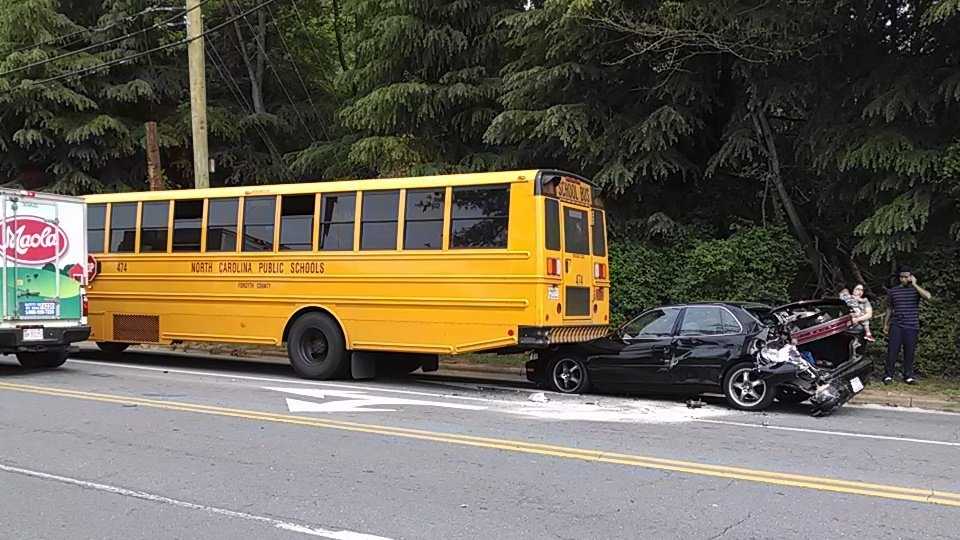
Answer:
xmin=751 ymin=299 xmax=872 ymax=416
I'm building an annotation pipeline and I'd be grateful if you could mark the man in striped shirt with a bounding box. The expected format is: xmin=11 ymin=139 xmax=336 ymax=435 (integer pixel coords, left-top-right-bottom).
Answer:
xmin=885 ymin=266 xmax=934 ymax=384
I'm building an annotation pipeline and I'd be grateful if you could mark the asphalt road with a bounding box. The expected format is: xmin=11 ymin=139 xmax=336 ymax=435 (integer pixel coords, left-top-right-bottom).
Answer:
xmin=1 ymin=351 xmax=958 ymax=540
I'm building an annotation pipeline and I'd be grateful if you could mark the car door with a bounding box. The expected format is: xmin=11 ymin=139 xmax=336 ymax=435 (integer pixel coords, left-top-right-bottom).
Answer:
xmin=588 ymin=307 xmax=681 ymax=389
xmin=670 ymin=306 xmax=744 ymax=388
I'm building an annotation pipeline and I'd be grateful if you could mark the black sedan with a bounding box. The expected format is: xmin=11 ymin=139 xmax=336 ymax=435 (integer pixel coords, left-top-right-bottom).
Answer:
xmin=526 ymin=301 xmax=871 ymax=412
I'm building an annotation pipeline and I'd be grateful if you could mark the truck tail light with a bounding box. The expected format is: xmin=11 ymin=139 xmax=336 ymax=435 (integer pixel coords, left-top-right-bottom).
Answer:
xmin=547 ymin=257 xmax=560 ymax=276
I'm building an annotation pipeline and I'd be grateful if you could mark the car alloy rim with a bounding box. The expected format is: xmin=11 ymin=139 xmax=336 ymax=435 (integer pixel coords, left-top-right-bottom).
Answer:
xmin=729 ymin=368 xmax=766 ymax=407
xmin=552 ymin=358 xmax=583 ymax=392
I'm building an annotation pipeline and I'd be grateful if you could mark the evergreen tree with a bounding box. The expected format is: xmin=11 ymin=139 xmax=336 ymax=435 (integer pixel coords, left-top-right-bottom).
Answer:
xmin=332 ymin=0 xmax=517 ymax=177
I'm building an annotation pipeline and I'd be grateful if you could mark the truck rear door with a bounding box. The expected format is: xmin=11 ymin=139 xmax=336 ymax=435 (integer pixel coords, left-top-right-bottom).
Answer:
xmin=1 ymin=193 xmax=73 ymax=325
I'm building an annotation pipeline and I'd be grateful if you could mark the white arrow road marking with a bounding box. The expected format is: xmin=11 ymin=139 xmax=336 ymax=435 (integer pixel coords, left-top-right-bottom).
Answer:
xmin=285 ymin=398 xmax=396 ymax=413
xmin=267 ymin=387 xmax=488 ymax=413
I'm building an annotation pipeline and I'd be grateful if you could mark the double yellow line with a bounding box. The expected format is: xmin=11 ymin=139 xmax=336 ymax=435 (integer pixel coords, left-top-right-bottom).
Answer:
xmin=2 ymin=380 xmax=959 ymax=508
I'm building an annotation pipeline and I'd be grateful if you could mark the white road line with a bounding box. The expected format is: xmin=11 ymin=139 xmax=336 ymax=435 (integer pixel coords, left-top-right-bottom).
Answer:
xmin=694 ymin=419 xmax=960 ymax=447
xmin=0 ymin=462 xmax=391 ymax=540
xmin=416 ymin=378 xmax=545 ymax=394
xmin=847 ymin=403 xmax=960 ymax=416
xmin=68 ymin=359 xmax=521 ymax=405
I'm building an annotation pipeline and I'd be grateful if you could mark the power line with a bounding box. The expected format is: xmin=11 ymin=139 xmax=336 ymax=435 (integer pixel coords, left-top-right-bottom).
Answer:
xmin=265 ymin=2 xmax=328 ymax=138
xmin=0 ymin=0 xmax=282 ymax=96
xmin=6 ymin=5 xmax=182 ymax=55
xmin=0 ymin=0 xmax=213 ymax=79
xmin=289 ymin=0 xmax=344 ymax=72
xmin=232 ymin=0 xmax=317 ymax=142
xmin=206 ymin=37 xmax=282 ymax=162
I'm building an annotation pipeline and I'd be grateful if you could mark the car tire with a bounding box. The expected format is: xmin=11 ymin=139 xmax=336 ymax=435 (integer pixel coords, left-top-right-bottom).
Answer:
xmin=96 ymin=342 xmax=130 ymax=354
xmin=776 ymin=386 xmax=810 ymax=404
xmin=16 ymin=349 xmax=68 ymax=369
xmin=545 ymin=355 xmax=590 ymax=394
xmin=287 ymin=313 xmax=347 ymax=380
xmin=723 ymin=362 xmax=776 ymax=411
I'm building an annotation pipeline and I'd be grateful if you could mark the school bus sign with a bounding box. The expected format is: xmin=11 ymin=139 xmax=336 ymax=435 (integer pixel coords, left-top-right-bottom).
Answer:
xmin=555 ymin=176 xmax=592 ymax=206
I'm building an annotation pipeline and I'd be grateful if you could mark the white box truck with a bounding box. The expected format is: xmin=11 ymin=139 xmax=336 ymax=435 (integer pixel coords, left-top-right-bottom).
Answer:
xmin=0 ymin=189 xmax=90 ymax=368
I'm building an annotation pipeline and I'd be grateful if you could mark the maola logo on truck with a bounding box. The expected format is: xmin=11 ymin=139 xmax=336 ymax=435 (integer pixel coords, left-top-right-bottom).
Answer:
xmin=0 ymin=217 xmax=70 ymax=264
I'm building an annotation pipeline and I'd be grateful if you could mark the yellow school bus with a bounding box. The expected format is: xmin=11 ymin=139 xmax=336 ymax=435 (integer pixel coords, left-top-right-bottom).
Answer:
xmin=84 ymin=170 xmax=609 ymax=379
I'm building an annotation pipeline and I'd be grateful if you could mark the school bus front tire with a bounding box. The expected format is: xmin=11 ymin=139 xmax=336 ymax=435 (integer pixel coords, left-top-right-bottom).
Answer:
xmin=287 ymin=312 xmax=347 ymax=379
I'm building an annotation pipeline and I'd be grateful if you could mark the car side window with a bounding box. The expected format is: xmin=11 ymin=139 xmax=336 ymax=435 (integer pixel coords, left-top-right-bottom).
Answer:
xmin=721 ymin=309 xmax=743 ymax=334
xmin=622 ymin=308 xmax=680 ymax=339
xmin=679 ymin=307 xmax=726 ymax=336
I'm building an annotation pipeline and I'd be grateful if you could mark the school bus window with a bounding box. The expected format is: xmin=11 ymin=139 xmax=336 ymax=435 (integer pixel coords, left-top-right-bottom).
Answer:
xmin=109 ymin=202 xmax=137 ymax=253
xmin=450 ymin=185 xmax=509 ymax=249
xmin=403 ymin=188 xmax=444 ymax=250
xmin=280 ymin=195 xmax=315 ymax=251
xmin=172 ymin=200 xmax=203 ymax=252
xmin=592 ymin=209 xmax=606 ymax=257
xmin=139 ymin=201 xmax=169 ymax=252
xmin=243 ymin=196 xmax=276 ymax=252
xmin=360 ymin=190 xmax=399 ymax=250
xmin=544 ymin=198 xmax=560 ymax=251
xmin=87 ymin=204 xmax=106 ymax=253
xmin=319 ymin=193 xmax=355 ymax=251
xmin=564 ymin=207 xmax=589 ymax=255
xmin=207 ymin=198 xmax=239 ymax=252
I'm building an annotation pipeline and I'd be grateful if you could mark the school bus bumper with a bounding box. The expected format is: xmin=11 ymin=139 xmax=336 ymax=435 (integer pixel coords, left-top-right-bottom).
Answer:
xmin=517 ymin=325 xmax=609 ymax=347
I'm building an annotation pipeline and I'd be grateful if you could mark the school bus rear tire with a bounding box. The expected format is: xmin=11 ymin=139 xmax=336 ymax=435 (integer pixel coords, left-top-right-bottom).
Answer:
xmin=97 ymin=342 xmax=130 ymax=354
xmin=287 ymin=312 xmax=347 ymax=379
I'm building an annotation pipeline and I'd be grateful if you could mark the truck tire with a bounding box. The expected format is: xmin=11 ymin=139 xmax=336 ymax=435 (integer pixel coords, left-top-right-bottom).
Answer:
xmin=17 ymin=350 xmax=68 ymax=369
xmin=97 ymin=342 xmax=130 ymax=354
xmin=286 ymin=312 xmax=347 ymax=379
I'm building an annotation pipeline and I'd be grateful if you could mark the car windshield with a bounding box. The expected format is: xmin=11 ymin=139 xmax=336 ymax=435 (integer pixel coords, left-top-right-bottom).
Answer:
xmin=621 ymin=308 xmax=680 ymax=339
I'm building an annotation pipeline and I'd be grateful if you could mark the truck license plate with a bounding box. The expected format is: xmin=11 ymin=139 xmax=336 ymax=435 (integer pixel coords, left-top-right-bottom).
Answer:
xmin=23 ymin=328 xmax=43 ymax=341
xmin=850 ymin=377 xmax=864 ymax=393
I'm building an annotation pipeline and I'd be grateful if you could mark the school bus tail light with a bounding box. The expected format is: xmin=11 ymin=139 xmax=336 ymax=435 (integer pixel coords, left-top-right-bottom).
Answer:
xmin=547 ymin=257 xmax=560 ymax=276
xmin=594 ymin=263 xmax=607 ymax=279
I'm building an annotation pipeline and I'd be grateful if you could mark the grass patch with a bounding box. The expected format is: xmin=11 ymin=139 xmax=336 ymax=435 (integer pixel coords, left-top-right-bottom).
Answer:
xmin=869 ymin=377 xmax=960 ymax=401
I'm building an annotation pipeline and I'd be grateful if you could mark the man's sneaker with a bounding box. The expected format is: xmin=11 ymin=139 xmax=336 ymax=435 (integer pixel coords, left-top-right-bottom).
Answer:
xmin=904 ymin=377 xmax=917 ymax=385
xmin=883 ymin=377 xmax=894 ymax=385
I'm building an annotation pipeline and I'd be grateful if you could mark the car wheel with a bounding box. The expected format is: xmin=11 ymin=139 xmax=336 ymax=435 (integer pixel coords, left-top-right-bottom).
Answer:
xmin=286 ymin=313 xmax=347 ymax=380
xmin=546 ymin=356 xmax=590 ymax=394
xmin=776 ymin=386 xmax=810 ymax=404
xmin=724 ymin=362 xmax=776 ymax=411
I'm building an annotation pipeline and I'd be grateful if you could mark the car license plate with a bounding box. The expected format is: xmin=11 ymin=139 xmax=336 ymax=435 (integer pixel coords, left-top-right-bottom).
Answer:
xmin=850 ymin=377 xmax=864 ymax=393
xmin=23 ymin=328 xmax=44 ymax=341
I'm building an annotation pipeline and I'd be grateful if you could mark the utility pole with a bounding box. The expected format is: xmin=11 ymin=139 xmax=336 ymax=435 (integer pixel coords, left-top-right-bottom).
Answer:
xmin=186 ymin=0 xmax=210 ymax=189
xmin=145 ymin=121 xmax=163 ymax=191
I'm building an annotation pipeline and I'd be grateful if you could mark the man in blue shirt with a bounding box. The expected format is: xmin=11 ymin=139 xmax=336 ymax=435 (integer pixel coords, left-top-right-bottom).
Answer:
xmin=885 ymin=266 xmax=934 ymax=384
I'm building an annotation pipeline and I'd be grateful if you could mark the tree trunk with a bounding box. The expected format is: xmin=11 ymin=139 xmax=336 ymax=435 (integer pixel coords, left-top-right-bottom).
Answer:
xmin=332 ymin=0 xmax=349 ymax=71
xmin=145 ymin=121 xmax=163 ymax=191
xmin=229 ymin=2 xmax=265 ymax=114
xmin=751 ymin=109 xmax=824 ymax=290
